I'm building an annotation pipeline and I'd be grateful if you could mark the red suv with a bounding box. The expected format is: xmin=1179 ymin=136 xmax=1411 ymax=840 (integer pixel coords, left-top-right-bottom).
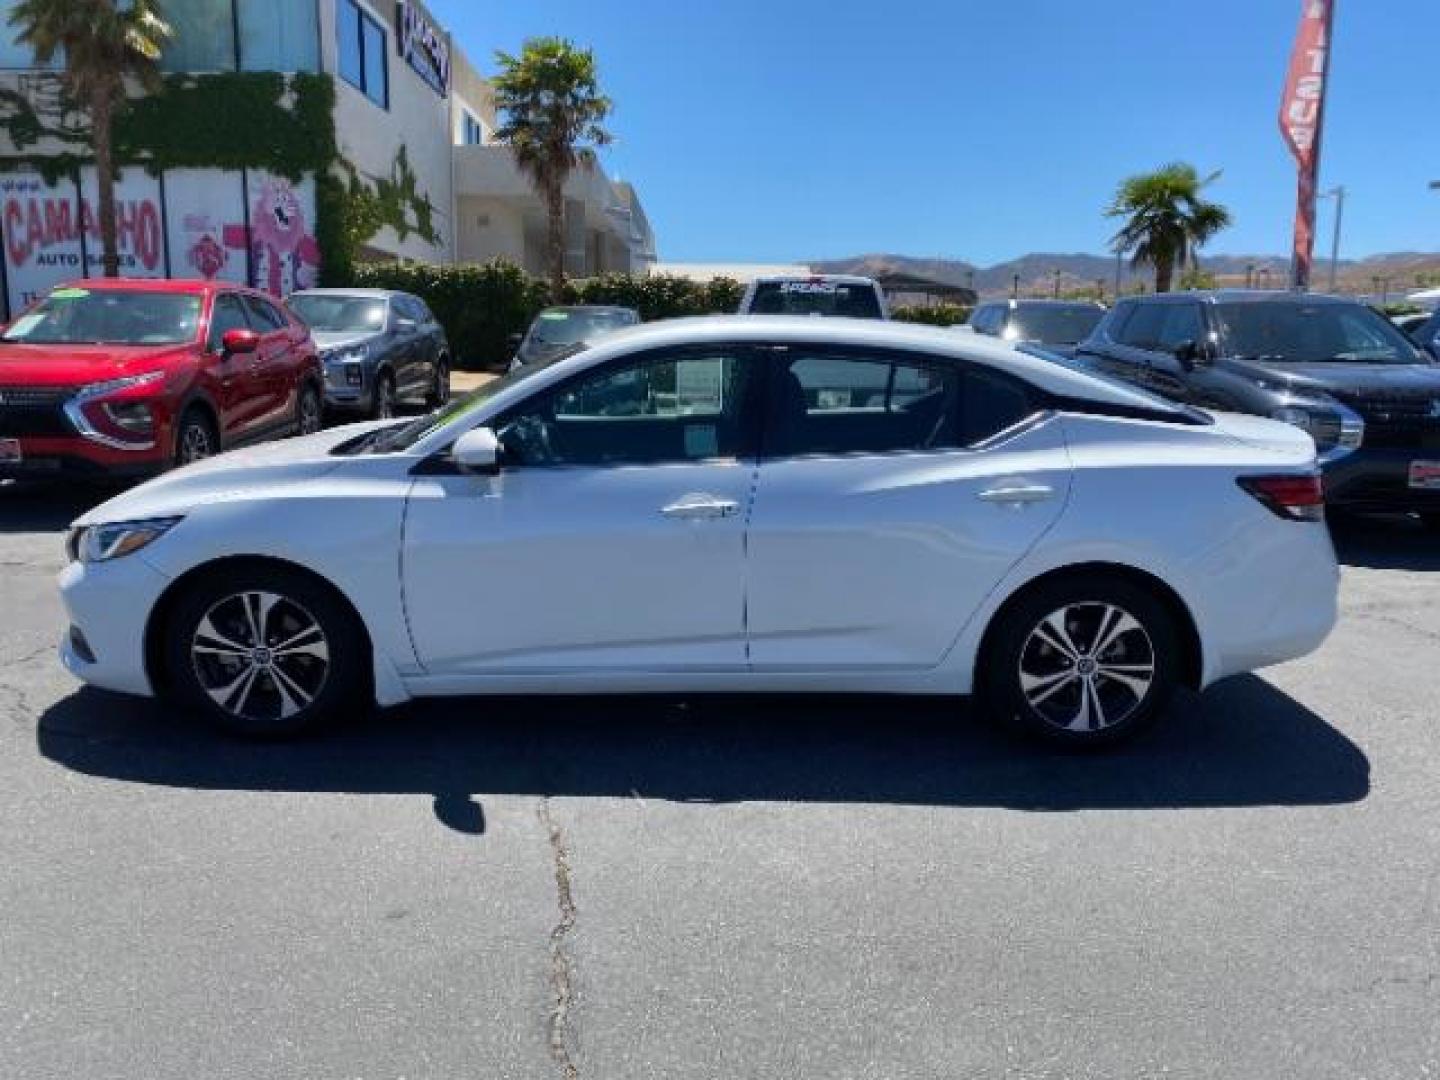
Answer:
xmin=0 ymin=279 xmax=324 ymax=481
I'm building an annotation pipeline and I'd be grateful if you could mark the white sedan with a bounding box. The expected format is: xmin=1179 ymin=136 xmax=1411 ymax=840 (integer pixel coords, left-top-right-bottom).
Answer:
xmin=58 ymin=317 xmax=1339 ymax=747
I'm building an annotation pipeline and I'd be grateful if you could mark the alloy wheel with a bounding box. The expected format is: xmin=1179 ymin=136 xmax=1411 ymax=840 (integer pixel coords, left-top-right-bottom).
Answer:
xmin=376 ymin=379 xmax=396 ymax=419
xmin=179 ymin=421 xmax=213 ymax=465
xmin=189 ymin=590 xmax=331 ymax=723
xmin=299 ymin=389 xmax=322 ymax=435
xmin=1017 ymin=602 xmax=1156 ymax=733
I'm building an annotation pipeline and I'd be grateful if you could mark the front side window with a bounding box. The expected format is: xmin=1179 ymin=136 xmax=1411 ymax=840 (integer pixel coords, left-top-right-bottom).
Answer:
xmin=2 ymin=288 xmax=202 ymax=346
xmin=768 ymin=351 xmax=1035 ymax=457
xmin=1010 ymin=304 xmax=1106 ymax=345
xmin=1114 ymin=304 xmax=1168 ymax=349
xmin=206 ymin=294 xmax=253 ymax=351
xmin=498 ymin=349 xmax=757 ymax=467
xmin=337 ymin=0 xmax=388 ymax=108
xmin=243 ymin=295 xmax=287 ymax=332
xmin=1215 ymin=302 xmax=1424 ymax=364
xmin=1154 ymin=304 xmax=1203 ymax=351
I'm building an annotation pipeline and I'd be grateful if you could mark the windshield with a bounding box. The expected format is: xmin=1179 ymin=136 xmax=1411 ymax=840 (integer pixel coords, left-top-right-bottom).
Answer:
xmin=528 ymin=308 xmax=636 ymax=346
xmin=2 ymin=288 xmax=202 ymax=346
xmin=1216 ymin=302 xmax=1425 ymax=364
xmin=748 ymin=281 xmax=884 ymax=319
xmin=289 ymin=294 xmax=388 ymax=333
xmin=1010 ymin=305 xmax=1104 ymax=345
xmin=341 ymin=346 xmax=583 ymax=455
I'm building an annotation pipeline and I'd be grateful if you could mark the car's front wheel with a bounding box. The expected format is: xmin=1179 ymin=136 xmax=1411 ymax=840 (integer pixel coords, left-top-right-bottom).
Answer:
xmin=163 ymin=565 xmax=369 ymax=737
xmin=296 ymin=383 xmax=323 ymax=436
xmin=173 ymin=408 xmax=217 ymax=468
xmin=979 ymin=575 xmax=1181 ymax=748
xmin=428 ymin=356 xmax=450 ymax=408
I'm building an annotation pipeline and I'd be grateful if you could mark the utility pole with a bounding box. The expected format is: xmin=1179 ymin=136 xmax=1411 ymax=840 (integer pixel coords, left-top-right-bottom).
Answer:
xmin=1245 ymin=263 xmax=1255 ymax=289
xmin=1095 ymin=278 xmax=1106 ymax=302
xmin=1113 ymin=250 xmax=1123 ymax=298
xmin=1052 ymin=268 xmax=1061 ymax=299
xmin=1319 ymin=186 xmax=1345 ymax=293
xmin=1011 ymin=273 xmax=1019 ymax=300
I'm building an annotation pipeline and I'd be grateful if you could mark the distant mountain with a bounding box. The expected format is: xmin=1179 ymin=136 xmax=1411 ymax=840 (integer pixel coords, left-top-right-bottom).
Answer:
xmin=810 ymin=252 xmax=1440 ymax=300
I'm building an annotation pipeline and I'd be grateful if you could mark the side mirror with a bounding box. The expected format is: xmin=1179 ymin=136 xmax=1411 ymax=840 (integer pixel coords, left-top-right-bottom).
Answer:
xmin=1173 ymin=338 xmax=1213 ymax=371
xmin=452 ymin=426 xmax=501 ymax=474
xmin=221 ymin=328 xmax=260 ymax=355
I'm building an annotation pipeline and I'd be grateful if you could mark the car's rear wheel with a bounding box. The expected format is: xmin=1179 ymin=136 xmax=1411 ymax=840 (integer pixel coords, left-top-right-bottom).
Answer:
xmin=296 ymin=383 xmax=323 ymax=436
xmin=979 ymin=575 xmax=1181 ymax=748
xmin=428 ymin=357 xmax=450 ymax=408
xmin=174 ymin=409 xmax=216 ymax=467
xmin=373 ymin=373 xmax=396 ymax=420
xmin=163 ymin=565 xmax=368 ymax=738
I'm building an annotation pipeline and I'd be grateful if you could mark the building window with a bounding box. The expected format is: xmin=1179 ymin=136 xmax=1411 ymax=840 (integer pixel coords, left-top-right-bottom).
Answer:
xmin=238 ymin=0 xmax=319 ymax=72
xmin=159 ymin=0 xmax=237 ymax=72
xmin=337 ymin=0 xmax=388 ymax=109
xmin=460 ymin=111 xmax=486 ymax=146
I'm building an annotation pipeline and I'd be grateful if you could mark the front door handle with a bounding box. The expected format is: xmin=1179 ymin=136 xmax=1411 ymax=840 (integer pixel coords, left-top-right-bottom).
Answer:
xmin=661 ymin=493 xmax=739 ymax=520
xmin=978 ymin=483 xmax=1055 ymax=505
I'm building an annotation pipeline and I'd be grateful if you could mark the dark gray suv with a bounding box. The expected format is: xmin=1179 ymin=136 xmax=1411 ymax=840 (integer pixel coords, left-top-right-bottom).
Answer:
xmin=1075 ymin=290 xmax=1440 ymax=525
xmin=287 ymin=289 xmax=451 ymax=419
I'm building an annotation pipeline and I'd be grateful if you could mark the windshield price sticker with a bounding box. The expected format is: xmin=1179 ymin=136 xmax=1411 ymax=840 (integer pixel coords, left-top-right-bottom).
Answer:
xmin=781 ymin=281 xmax=842 ymax=295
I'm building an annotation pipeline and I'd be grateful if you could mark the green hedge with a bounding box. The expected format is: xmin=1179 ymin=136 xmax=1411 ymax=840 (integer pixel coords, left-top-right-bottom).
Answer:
xmin=349 ymin=261 xmax=745 ymax=368
xmin=891 ymin=303 xmax=973 ymax=327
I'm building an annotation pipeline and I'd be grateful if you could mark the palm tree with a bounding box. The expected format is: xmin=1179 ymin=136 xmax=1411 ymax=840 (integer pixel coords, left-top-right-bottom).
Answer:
xmin=1106 ymin=163 xmax=1232 ymax=294
xmin=8 ymin=0 xmax=172 ymax=277
xmin=492 ymin=37 xmax=612 ymax=294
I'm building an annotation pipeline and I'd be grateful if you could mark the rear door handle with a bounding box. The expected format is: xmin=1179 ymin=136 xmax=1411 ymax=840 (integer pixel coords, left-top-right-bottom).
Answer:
xmin=661 ymin=494 xmax=739 ymax=520
xmin=978 ymin=483 xmax=1055 ymax=505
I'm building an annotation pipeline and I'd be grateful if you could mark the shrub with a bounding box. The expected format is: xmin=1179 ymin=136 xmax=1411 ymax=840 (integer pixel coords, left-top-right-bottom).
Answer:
xmin=349 ymin=261 xmax=745 ymax=369
xmin=891 ymin=304 xmax=973 ymax=327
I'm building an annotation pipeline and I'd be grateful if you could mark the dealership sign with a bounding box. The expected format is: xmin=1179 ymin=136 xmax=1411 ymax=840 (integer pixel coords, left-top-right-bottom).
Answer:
xmin=398 ymin=1 xmax=450 ymax=97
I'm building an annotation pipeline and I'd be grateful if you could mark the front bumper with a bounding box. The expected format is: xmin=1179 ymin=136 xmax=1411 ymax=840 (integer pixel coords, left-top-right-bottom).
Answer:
xmin=1322 ymin=447 xmax=1440 ymax=512
xmin=0 ymin=436 xmax=167 ymax=481
xmin=58 ymin=554 xmax=172 ymax=698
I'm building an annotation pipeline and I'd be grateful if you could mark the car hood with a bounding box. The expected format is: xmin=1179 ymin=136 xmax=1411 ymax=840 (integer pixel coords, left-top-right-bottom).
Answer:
xmin=0 ymin=342 xmax=192 ymax=387
xmin=73 ymin=420 xmax=397 ymax=527
xmin=312 ymin=330 xmax=379 ymax=353
xmin=1224 ymin=357 xmax=1440 ymax=397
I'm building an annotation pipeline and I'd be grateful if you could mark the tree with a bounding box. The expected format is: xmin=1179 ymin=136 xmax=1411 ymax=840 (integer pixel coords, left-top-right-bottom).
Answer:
xmin=8 ymin=0 xmax=172 ymax=277
xmin=1106 ymin=163 xmax=1232 ymax=293
xmin=492 ymin=37 xmax=612 ymax=294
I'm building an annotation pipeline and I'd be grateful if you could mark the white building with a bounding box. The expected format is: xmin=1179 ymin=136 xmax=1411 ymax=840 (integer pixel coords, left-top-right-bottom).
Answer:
xmin=0 ymin=0 xmax=656 ymax=315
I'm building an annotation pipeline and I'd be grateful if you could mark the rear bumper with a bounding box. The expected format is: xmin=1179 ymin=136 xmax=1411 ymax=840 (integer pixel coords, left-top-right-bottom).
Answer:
xmin=1322 ymin=448 xmax=1440 ymax=512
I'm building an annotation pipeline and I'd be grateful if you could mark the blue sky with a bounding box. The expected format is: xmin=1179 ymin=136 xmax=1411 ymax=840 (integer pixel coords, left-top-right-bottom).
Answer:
xmin=428 ymin=0 xmax=1440 ymax=265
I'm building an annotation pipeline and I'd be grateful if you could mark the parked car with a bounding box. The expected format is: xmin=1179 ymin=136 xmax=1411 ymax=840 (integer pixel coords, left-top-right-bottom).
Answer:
xmin=968 ymin=299 xmax=1106 ymax=358
xmin=1075 ymin=290 xmax=1440 ymax=525
xmin=0 ymin=279 xmax=323 ymax=482
xmin=1402 ymin=308 xmax=1440 ymax=361
xmin=1392 ymin=311 xmax=1432 ymax=340
xmin=287 ymin=288 xmax=450 ymax=419
xmin=509 ymin=305 xmax=640 ymax=372
xmin=739 ymin=274 xmax=889 ymax=319
xmin=59 ymin=317 xmax=1336 ymax=748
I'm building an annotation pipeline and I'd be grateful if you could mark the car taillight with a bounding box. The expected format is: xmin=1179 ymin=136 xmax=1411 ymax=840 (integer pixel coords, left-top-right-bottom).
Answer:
xmin=1237 ymin=474 xmax=1326 ymax=522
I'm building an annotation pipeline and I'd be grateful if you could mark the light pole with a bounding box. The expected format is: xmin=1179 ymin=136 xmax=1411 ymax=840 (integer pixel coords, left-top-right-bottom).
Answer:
xmin=1318 ymin=186 xmax=1346 ymax=293
xmin=1012 ymin=273 xmax=1020 ymax=300
xmin=1052 ymin=268 xmax=1061 ymax=299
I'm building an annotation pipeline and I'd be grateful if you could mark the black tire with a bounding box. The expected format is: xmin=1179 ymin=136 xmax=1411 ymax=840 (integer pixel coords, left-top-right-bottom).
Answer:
xmin=978 ymin=574 xmax=1181 ymax=749
xmin=428 ymin=356 xmax=450 ymax=408
xmin=372 ymin=372 xmax=397 ymax=420
xmin=173 ymin=408 xmax=217 ymax=468
xmin=296 ymin=382 xmax=323 ymax=436
xmin=163 ymin=564 xmax=369 ymax=738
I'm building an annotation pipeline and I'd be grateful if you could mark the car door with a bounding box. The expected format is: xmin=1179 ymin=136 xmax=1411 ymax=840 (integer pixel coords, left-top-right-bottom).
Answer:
xmin=390 ymin=296 xmax=429 ymax=398
xmin=401 ymin=344 xmax=761 ymax=676
xmin=745 ymin=346 xmax=1071 ymax=671
xmin=240 ymin=294 xmax=295 ymax=430
xmin=204 ymin=291 xmax=267 ymax=443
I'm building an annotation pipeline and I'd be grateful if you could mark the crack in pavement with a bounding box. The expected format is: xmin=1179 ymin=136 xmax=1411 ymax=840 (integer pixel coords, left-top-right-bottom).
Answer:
xmin=539 ymin=796 xmax=580 ymax=1080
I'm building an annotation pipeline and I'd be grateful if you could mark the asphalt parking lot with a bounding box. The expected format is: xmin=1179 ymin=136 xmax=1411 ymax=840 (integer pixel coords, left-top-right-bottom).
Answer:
xmin=1 ymin=481 xmax=1438 ymax=1079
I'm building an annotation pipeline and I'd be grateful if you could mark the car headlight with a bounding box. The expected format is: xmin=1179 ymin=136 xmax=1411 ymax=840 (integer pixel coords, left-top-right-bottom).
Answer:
xmin=1270 ymin=403 xmax=1364 ymax=453
xmin=67 ymin=517 xmax=182 ymax=564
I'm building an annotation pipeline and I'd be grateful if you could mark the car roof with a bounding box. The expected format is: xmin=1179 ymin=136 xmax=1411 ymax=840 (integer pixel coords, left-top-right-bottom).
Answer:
xmin=1002 ymin=299 xmax=1105 ymax=308
xmin=289 ymin=288 xmax=401 ymax=301
xmin=1118 ymin=289 xmax=1357 ymax=306
xmin=540 ymin=305 xmax=639 ymax=315
xmin=57 ymin=277 xmax=219 ymax=295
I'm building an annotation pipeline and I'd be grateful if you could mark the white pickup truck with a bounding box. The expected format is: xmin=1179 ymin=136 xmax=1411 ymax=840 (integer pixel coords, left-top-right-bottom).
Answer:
xmin=738 ymin=274 xmax=889 ymax=319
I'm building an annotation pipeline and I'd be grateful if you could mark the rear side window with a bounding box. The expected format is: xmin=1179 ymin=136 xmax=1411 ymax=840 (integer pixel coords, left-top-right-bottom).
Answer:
xmin=749 ymin=281 xmax=884 ymax=319
xmin=768 ymin=351 xmax=1035 ymax=457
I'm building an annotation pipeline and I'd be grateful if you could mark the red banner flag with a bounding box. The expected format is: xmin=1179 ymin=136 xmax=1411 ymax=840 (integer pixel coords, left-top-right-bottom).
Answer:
xmin=1279 ymin=0 xmax=1336 ymax=289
